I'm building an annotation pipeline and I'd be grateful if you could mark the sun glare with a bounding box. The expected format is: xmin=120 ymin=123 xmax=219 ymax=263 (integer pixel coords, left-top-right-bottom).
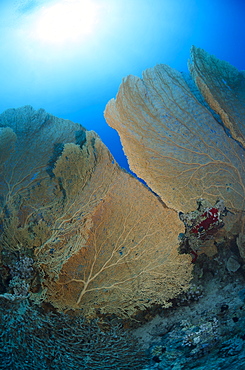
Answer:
xmin=35 ymin=0 xmax=99 ymax=44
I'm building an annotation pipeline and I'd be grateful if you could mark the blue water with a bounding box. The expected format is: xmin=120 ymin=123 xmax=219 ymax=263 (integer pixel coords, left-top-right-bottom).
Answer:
xmin=0 ymin=0 xmax=245 ymax=171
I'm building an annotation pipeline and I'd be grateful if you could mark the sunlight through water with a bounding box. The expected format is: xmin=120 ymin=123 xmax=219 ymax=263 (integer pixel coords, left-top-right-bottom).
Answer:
xmin=35 ymin=0 xmax=99 ymax=44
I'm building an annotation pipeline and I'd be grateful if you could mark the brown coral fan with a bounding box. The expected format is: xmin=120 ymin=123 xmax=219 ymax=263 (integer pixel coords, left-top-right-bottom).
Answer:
xmin=104 ymin=48 xmax=245 ymax=214
xmin=48 ymin=167 xmax=191 ymax=316
xmin=0 ymin=105 xmax=192 ymax=317
xmin=189 ymin=46 xmax=245 ymax=149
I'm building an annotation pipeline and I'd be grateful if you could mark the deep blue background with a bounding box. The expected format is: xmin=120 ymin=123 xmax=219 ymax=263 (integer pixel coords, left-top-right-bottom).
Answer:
xmin=0 ymin=0 xmax=245 ymax=171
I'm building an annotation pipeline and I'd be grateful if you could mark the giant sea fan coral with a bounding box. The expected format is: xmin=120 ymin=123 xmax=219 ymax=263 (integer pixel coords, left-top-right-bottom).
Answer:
xmin=104 ymin=47 xmax=245 ymax=215
xmin=189 ymin=46 xmax=245 ymax=148
xmin=0 ymin=105 xmax=192 ymax=318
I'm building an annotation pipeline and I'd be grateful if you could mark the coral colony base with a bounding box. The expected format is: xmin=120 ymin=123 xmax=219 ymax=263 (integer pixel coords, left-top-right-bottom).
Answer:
xmin=1 ymin=47 xmax=245 ymax=369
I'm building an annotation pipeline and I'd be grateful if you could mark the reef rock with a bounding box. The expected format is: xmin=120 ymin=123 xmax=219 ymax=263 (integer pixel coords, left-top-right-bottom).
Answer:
xmin=104 ymin=47 xmax=245 ymax=215
xmin=0 ymin=106 xmax=192 ymax=317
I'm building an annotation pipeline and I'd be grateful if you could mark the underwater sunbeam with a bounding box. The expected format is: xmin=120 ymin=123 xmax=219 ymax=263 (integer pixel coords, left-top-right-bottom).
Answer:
xmin=35 ymin=0 xmax=99 ymax=44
